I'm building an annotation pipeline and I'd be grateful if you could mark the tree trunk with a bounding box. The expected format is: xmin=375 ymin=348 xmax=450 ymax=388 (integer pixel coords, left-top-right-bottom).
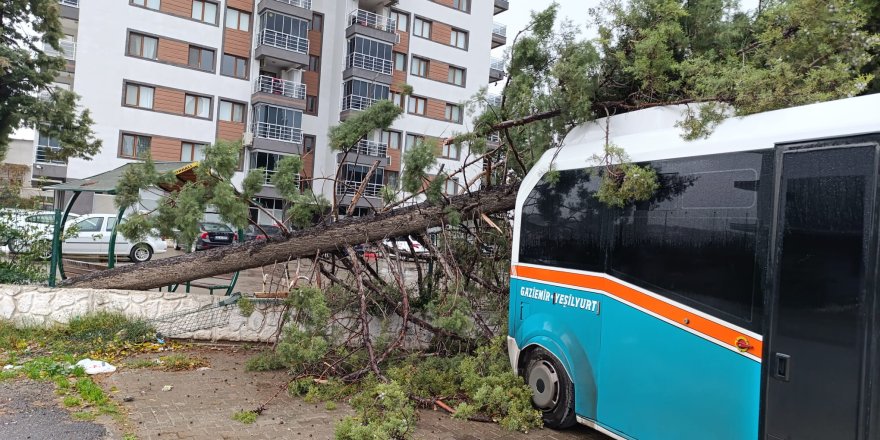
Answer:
xmin=61 ymin=185 xmax=519 ymax=290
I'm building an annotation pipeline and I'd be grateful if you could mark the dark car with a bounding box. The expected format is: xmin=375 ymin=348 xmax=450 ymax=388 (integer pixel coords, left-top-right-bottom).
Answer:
xmin=194 ymin=222 xmax=237 ymax=250
xmin=244 ymin=224 xmax=284 ymax=241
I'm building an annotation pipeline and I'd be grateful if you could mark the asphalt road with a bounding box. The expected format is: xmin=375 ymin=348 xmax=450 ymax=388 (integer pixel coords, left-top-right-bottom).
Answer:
xmin=0 ymin=380 xmax=106 ymax=440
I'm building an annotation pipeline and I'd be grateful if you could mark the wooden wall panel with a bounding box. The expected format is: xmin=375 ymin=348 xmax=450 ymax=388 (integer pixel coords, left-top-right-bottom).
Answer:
xmin=303 ymin=71 xmax=319 ymax=97
xmin=226 ymin=0 xmax=254 ymax=12
xmin=308 ymin=30 xmax=322 ymax=56
xmin=151 ymin=136 xmax=182 ymax=161
xmin=301 ymin=152 xmax=314 ymax=180
xmin=391 ymin=71 xmax=407 ymax=90
xmin=431 ymin=22 xmax=452 ymax=46
xmin=159 ymin=0 xmax=191 ymax=19
xmin=217 ymin=121 xmax=245 ymax=142
xmin=426 ymin=99 xmax=447 ymax=121
xmin=394 ymin=31 xmax=409 ymax=53
xmin=153 ymin=87 xmax=185 ymax=114
xmin=157 ymin=38 xmax=189 ymax=65
xmin=224 ymin=29 xmax=252 ymax=58
xmin=387 ymin=147 xmax=401 ymax=172
xmin=431 ymin=0 xmax=456 ymax=7
xmin=428 ymin=59 xmax=449 ymax=83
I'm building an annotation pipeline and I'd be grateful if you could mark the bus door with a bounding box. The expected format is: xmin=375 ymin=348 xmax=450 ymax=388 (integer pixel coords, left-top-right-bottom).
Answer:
xmin=764 ymin=143 xmax=878 ymax=440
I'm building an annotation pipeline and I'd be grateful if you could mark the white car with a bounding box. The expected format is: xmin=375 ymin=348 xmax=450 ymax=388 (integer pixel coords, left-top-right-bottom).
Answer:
xmin=382 ymin=236 xmax=429 ymax=259
xmin=2 ymin=210 xmax=78 ymax=250
xmin=62 ymin=214 xmax=167 ymax=262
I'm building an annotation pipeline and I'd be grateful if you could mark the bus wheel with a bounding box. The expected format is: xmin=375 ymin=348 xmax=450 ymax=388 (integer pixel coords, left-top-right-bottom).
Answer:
xmin=524 ymin=348 xmax=577 ymax=429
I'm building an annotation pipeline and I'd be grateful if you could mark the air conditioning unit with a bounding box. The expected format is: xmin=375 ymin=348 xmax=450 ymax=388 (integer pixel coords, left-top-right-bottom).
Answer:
xmin=242 ymin=131 xmax=254 ymax=147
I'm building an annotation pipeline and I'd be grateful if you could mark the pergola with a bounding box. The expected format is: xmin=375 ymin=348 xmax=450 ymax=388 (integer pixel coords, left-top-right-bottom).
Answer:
xmin=44 ymin=161 xmax=201 ymax=287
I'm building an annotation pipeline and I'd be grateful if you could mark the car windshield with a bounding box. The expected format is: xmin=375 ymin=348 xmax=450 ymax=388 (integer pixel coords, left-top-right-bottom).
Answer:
xmin=201 ymin=223 xmax=232 ymax=233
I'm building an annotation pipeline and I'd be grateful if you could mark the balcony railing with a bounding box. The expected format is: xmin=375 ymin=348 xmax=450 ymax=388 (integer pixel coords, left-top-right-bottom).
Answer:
xmin=259 ymin=29 xmax=309 ymax=54
xmin=346 ymin=52 xmax=392 ymax=75
xmin=492 ymin=22 xmax=507 ymax=38
xmin=254 ymin=75 xmax=306 ymax=100
xmin=337 ymin=181 xmax=384 ymax=198
xmin=44 ymin=40 xmax=76 ymax=60
xmin=490 ymin=57 xmax=505 ymax=79
xmin=253 ymin=121 xmax=303 ymax=144
xmin=256 ymin=168 xmax=299 ymax=186
xmin=348 ymin=9 xmax=396 ymax=34
xmin=349 ymin=140 xmax=389 ymax=158
xmin=342 ymin=95 xmax=379 ymax=112
xmin=59 ymin=0 xmax=79 ymax=7
xmin=487 ymin=133 xmax=501 ymax=144
xmin=273 ymin=0 xmax=311 ymax=9
xmin=36 ymin=145 xmax=65 ymax=165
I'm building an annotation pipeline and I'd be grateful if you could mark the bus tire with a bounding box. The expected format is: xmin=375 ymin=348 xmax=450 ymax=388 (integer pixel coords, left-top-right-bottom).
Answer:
xmin=524 ymin=347 xmax=577 ymax=429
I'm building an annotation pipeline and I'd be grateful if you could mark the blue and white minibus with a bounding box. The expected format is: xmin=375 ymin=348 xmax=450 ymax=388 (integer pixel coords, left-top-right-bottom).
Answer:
xmin=508 ymin=94 xmax=880 ymax=440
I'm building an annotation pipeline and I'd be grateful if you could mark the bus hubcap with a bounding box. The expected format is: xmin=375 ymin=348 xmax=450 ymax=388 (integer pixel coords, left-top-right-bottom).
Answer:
xmin=528 ymin=360 xmax=559 ymax=409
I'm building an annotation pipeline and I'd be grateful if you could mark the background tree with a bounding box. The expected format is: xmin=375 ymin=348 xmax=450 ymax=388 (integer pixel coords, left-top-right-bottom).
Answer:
xmin=0 ymin=0 xmax=101 ymax=161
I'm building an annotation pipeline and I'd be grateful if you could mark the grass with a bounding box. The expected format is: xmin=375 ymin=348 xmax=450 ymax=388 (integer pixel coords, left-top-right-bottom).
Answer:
xmin=122 ymin=354 xmax=208 ymax=371
xmin=71 ymin=410 xmax=97 ymax=421
xmin=63 ymin=395 xmax=83 ymax=407
xmin=232 ymin=410 xmax=258 ymax=424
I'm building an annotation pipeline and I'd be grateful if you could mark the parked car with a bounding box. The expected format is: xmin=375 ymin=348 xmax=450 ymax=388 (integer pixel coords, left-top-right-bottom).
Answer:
xmin=1 ymin=210 xmax=78 ymax=247
xmin=194 ymin=222 xmax=237 ymax=250
xmin=243 ymin=224 xmax=284 ymax=241
xmin=382 ymin=236 xmax=429 ymax=259
xmin=10 ymin=213 xmax=166 ymax=262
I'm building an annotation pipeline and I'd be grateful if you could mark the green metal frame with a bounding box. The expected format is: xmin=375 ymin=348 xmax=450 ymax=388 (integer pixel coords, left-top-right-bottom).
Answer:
xmin=49 ymin=190 xmax=81 ymax=286
xmin=107 ymin=206 xmax=126 ymax=269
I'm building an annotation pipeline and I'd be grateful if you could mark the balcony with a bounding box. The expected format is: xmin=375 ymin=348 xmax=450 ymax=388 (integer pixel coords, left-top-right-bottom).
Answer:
xmin=257 ymin=0 xmax=312 ymax=20
xmin=44 ymin=40 xmax=76 ymax=60
xmin=494 ymin=0 xmax=509 ymax=15
xmin=487 ymin=133 xmax=501 ymax=144
xmin=489 ymin=57 xmax=505 ymax=83
xmin=255 ymin=29 xmax=309 ymax=69
xmin=58 ymin=0 xmax=79 ymax=19
xmin=346 ymin=9 xmax=398 ymax=44
xmin=492 ymin=22 xmax=507 ymax=48
xmin=35 ymin=145 xmax=66 ymax=165
xmin=487 ymin=94 xmax=503 ymax=107
xmin=336 ymin=181 xmax=384 ymax=198
xmin=252 ymin=75 xmax=306 ymax=109
xmin=346 ymin=52 xmax=393 ymax=77
xmin=337 ymin=140 xmax=390 ymax=166
xmin=341 ymin=95 xmax=378 ymax=113
xmin=253 ymin=121 xmax=303 ymax=144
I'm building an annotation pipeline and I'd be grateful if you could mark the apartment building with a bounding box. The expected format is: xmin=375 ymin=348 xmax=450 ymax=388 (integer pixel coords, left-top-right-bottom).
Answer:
xmin=35 ymin=0 xmax=508 ymax=221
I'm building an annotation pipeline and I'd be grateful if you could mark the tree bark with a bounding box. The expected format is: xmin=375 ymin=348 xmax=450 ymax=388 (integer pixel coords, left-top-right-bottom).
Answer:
xmin=61 ymin=185 xmax=519 ymax=290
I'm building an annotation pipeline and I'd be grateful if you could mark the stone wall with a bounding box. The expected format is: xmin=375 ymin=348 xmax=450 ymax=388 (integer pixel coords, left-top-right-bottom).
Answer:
xmin=0 ymin=284 xmax=284 ymax=342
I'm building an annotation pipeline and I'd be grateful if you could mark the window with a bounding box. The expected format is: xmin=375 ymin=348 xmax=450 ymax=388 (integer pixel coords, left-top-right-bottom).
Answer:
xmin=105 ymin=218 xmax=117 ymax=232
xmin=390 ymin=92 xmax=404 ymax=108
xmin=128 ymin=33 xmax=158 ymax=59
xmin=408 ymin=96 xmax=426 ymax=115
xmin=253 ymin=104 xmax=303 ymax=142
xmin=346 ymin=36 xmax=393 ymax=74
xmin=444 ymin=178 xmax=459 ymax=195
xmin=453 ymin=0 xmax=469 ymax=12
xmin=225 ymin=8 xmax=250 ymax=31
xmin=132 ymin=0 xmax=160 ymax=10
xmin=312 ymin=13 xmax=323 ymax=32
xmin=609 ymin=152 xmax=770 ymax=325
xmin=405 ymin=133 xmax=425 ymax=151
xmin=303 ymin=135 xmax=315 ymax=152
xmin=450 ymin=29 xmax=468 ymax=49
xmin=260 ymin=12 xmax=309 ymax=47
xmin=221 ymin=54 xmax=248 ymax=79
xmin=411 ymin=57 xmax=429 ymax=77
xmin=181 ymin=142 xmax=206 ymax=161
xmin=124 ymin=83 xmax=154 ymax=109
xmin=385 ymin=171 xmax=399 ymax=189
xmin=188 ymin=46 xmax=215 ymax=71
xmin=389 ymin=10 xmax=408 ymax=32
xmin=36 ymin=133 xmax=64 ymax=164
xmin=249 ymin=151 xmax=291 ymax=185
xmin=445 ymin=103 xmax=462 ymax=123
xmin=441 ymin=141 xmax=461 ymax=159
xmin=219 ymin=100 xmax=245 ymax=122
xmin=340 ymin=163 xmax=384 ymax=189
xmin=393 ymin=52 xmax=406 ymax=72
xmin=342 ymin=79 xmax=390 ymax=110
xmin=306 ymin=95 xmax=317 ymax=114
xmin=448 ymin=66 xmax=465 ymax=86
xmin=184 ymin=94 xmax=212 ymax=118
xmin=75 ymin=217 xmax=103 ymax=233
xmin=413 ymin=17 xmax=431 ymax=38
xmin=120 ymin=134 xmax=151 ymax=159
xmin=381 ymin=130 xmax=401 ymax=150
xmin=192 ymin=1 xmax=218 ymax=24
xmin=308 ymin=55 xmax=320 ymax=72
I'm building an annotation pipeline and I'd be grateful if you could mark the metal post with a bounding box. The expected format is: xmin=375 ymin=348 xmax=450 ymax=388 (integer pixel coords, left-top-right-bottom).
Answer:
xmin=53 ymin=190 xmax=81 ymax=283
xmin=107 ymin=206 xmax=125 ymax=268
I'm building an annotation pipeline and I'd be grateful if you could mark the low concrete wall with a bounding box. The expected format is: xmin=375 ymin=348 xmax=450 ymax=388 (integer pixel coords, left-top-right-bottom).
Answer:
xmin=0 ymin=285 xmax=284 ymax=342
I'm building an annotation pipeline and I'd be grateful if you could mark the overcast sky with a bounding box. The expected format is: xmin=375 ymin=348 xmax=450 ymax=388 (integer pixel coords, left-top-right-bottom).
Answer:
xmin=494 ymin=0 xmax=762 ymax=57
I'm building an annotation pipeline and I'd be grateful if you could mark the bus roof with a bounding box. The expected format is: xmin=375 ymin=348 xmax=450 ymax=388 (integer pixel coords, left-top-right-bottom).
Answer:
xmin=543 ymin=93 xmax=880 ymax=173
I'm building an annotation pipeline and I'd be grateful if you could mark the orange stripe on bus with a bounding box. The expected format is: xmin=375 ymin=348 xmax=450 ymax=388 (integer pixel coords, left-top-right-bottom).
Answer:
xmin=514 ymin=265 xmax=763 ymax=359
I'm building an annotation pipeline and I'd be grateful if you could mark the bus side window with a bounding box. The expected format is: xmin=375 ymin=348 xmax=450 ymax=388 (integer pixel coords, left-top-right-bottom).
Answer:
xmin=608 ymin=151 xmax=772 ymax=330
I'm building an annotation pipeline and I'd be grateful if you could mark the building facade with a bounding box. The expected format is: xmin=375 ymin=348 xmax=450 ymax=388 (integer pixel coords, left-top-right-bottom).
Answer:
xmin=37 ymin=0 xmax=507 ymax=220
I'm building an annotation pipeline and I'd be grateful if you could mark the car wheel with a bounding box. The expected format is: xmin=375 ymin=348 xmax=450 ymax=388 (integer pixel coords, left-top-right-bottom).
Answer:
xmin=523 ymin=347 xmax=577 ymax=429
xmin=129 ymin=243 xmax=153 ymax=262
xmin=37 ymin=240 xmax=53 ymax=260
xmin=7 ymin=238 xmax=26 ymax=254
